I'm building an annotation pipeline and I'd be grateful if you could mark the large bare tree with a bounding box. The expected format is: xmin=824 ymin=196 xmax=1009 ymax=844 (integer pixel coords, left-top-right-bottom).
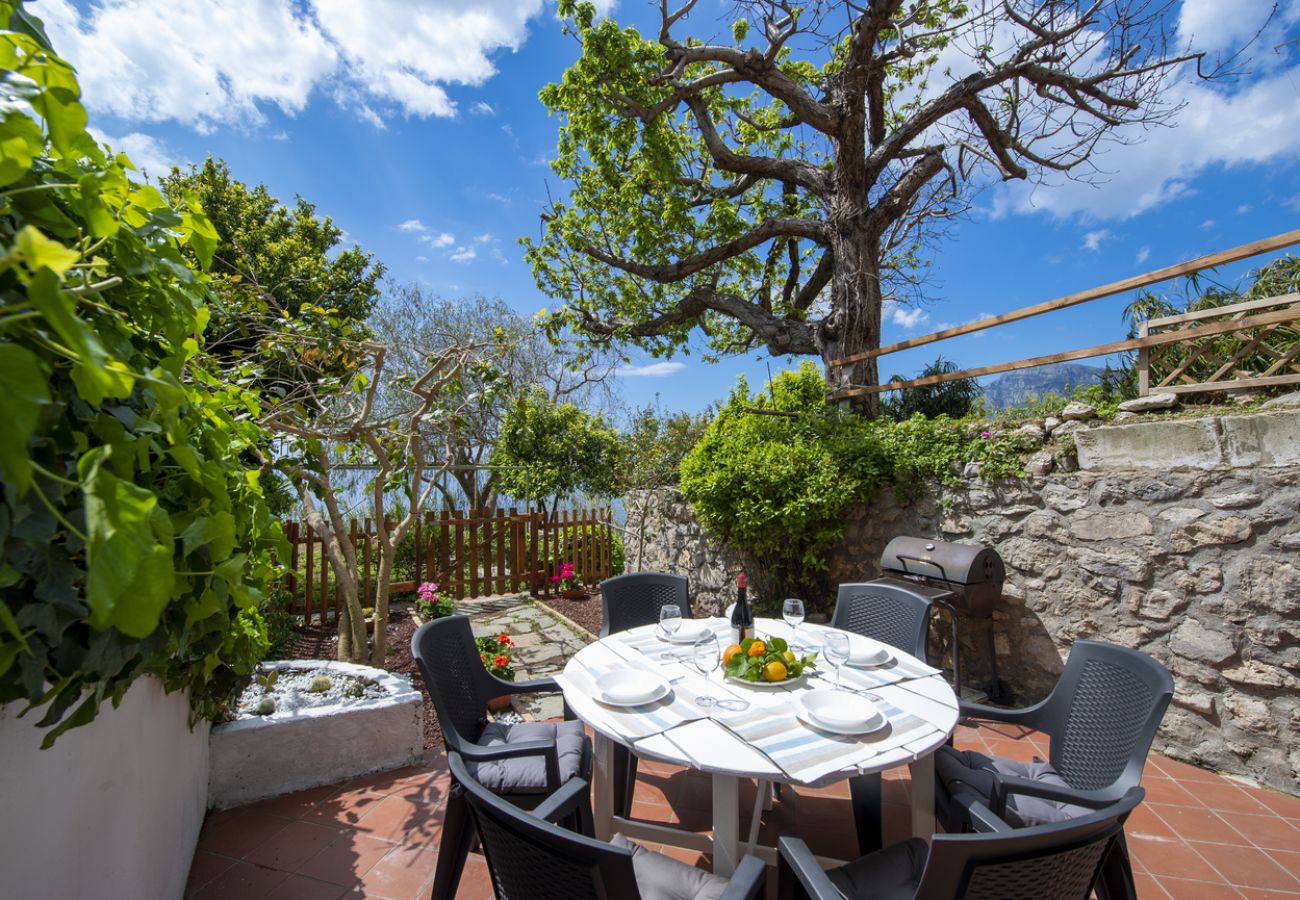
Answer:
xmin=526 ymin=0 xmax=1201 ymax=413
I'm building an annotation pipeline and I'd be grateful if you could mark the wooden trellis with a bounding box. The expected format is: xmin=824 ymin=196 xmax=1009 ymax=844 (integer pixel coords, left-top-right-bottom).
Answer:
xmin=1138 ymin=292 xmax=1300 ymax=395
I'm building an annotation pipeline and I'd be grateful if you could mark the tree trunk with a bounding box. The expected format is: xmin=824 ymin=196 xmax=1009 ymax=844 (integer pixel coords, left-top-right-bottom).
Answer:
xmin=820 ymin=221 xmax=883 ymax=418
xmin=370 ymin=547 xmax=395 ymax=667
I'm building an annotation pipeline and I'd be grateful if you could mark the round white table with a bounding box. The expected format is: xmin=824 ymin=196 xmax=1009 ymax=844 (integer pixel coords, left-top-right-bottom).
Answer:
xmin=555 ymin=617 xmax=959 ymax=875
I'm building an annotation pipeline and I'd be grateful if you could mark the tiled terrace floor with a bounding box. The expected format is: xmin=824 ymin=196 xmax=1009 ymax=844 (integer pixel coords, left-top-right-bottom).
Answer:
xmin=186 ymin=721 xmax=1300 ymax=900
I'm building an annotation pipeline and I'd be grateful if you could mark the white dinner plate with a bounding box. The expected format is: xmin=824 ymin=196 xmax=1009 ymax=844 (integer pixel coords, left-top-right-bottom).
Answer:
xmin=595 ymin=670 xmax=671 ymax=707
xmin=795 ymin=691 xmax=887 ymax=735
xmin=725 ymin=671 xmax=809 ymax=690
xmin=657 ymin=621 xmax=710 ymax=644
xmin=847 ymin=639 xmax=893 ymax=668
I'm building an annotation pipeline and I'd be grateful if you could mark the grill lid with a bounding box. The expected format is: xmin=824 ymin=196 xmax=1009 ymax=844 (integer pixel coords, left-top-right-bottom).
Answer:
xmin=880 ymin=536 xmax=1005 ymax=587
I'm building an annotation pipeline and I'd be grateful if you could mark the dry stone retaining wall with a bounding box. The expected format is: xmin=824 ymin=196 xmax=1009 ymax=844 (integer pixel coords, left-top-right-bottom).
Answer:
xmin=626 ymin=411 xmax=1300 ymax=795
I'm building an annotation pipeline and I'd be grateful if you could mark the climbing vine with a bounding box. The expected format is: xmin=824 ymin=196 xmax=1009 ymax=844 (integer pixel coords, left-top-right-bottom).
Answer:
xmin=0 ymin=3 xmax=282 ymax=744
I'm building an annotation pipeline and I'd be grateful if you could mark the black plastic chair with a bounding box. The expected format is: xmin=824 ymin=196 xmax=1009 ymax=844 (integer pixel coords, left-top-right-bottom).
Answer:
xmin=935 ymin=640 xmax=1173 ymax=900
xmin=413 ymin=615 xmax=593 ymax=900
xmin=599 ymin=571 xmax=692 ymax=816
xmin=599 ymin=571 xmax=691 ymax=638
xmin=832 ymin=581 xmax=938 ymax=856
xmin=449 ymin=750 xmax=765 ymax=900
xmin=778 ymin=786 xmax=1144 ymax=900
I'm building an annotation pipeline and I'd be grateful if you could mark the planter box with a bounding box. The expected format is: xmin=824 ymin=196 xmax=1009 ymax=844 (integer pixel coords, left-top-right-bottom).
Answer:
xmin=208 ymin=660 xmax=423 ymax=810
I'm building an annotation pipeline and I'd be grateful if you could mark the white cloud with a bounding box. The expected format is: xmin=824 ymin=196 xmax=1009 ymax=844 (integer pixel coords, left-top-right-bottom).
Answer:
xmin=423 ymin=232 xmax=456 ymax=249
xmin=474 ymin=233 xmax=493 ymax=244
xmin=449 ymin=245 xmax=477 ymax=263
xmin=415 ymin=255 xmax=428 ymax=262
xmin=38 ymin=0 xmax=553 ymax=130
xmin=887 ymin=304 xmax=929 ymax=329
xmin=1236 ymin=203 xmax=1252 ymax=215
xmin=398 ymin=219 xmax=429 ymax=233
xmin=471 ymin=101 xmax=496 ymax=116
xmin=486 ymin=192 xmax=511 ymax=205
xmin=1136 ymin=246 xmax=1151 ymax=264
xmin=1178 ymin=0 xmax=1299 ymax=57
xmin=89 ymin=129 xmax=179 ymax=179
xmin=1082 ymin=229 xmax=1110 ymax=251
xmin=270 ymin=130 xmax=289 ymax=141
xmin=616 ymin=361 xmax=686 ymax=377
xmin=1201 ymin=218 xmax=1216 ymax=229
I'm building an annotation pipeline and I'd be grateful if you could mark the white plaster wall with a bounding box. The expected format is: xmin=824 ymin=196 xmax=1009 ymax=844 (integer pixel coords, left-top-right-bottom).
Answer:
xmin=0 ymin=677 xmax=209 ymax=900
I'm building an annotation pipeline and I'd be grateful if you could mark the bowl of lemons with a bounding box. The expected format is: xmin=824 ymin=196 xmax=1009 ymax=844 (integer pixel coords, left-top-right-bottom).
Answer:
xmin=722 ymin=636 xmax=818 ymax=689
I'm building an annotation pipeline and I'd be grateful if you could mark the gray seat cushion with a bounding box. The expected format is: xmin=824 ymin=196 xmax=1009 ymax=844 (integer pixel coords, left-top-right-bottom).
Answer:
xmin=936 ymin=745 xmax=1092 ymax=827
xmin=827 ymin=837 xmax=927 ymax=900
xmin=610 ymin=834 xmax=730 ymax=900
xmin=469 ymin=720 xmax=588 ymax=795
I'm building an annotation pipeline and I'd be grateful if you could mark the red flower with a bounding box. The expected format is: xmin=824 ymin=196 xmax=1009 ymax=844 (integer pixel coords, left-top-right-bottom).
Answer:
xmin=493 ymin=655 xmax=509 ymax=668
xmin=497 ymin=633 xmax=513 ymax=645
xmin=480 ymin=654 xmax=487 ymax=663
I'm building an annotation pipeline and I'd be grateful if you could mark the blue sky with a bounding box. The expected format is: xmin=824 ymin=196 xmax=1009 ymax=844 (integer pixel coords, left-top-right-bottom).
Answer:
xmin=36 ymin=0 xmax=1300 ymax=415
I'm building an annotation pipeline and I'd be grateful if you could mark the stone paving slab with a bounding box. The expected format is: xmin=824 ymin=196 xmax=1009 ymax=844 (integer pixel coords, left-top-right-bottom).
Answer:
xmin=458 ymin=594 xmax=593 ymax=720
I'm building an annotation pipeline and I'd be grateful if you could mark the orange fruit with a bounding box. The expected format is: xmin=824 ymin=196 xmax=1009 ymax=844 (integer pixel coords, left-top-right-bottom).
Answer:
xmin=722 ymin=644 xmax=743 ymax=666
xmin=762 ymin=661 xmax=788 ymax=682
xmin=747 ymin=641 xmax=766 ymax=657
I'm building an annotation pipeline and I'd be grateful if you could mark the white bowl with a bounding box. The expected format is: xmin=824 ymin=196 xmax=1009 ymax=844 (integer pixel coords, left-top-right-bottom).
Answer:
xmin=596 ymin=670 xmax=666 ymax=705
xmin=659 ymin=621 xmax=708 ymax=644
xmin=800 ymin=690 xmax=883 ymax=731
xmin=847 ymin=638 xmax=893 ymax=667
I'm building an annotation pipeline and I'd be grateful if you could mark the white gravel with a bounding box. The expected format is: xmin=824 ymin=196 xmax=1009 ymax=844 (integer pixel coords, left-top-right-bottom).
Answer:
xmin=234 ymin=664 xmax=389 ymax=718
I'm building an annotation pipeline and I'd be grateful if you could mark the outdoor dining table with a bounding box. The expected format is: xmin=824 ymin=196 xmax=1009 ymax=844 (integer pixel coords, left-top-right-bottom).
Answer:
xmin=554 ymin=616 xmax=959 ymax=875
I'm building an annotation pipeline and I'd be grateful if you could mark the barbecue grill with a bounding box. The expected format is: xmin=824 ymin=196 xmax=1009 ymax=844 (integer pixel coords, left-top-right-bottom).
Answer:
xmin=876 ymin=536 xmax=1008 ymax=701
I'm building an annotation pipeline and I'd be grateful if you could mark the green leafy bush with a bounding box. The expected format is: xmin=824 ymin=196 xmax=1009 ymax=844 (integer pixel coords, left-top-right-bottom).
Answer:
xmin=680 ymin=363 xmax=1042 ymax=610
xmin=0 ymin=6 xmax=283 ymax=744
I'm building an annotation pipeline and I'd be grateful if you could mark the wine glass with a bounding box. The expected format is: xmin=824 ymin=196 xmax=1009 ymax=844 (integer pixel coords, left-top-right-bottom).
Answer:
xmin=782 ymin=598 xmax=805 ymax=650
xmin=691 ymin=633 xmax=748 ymax=712
xmin=823 ymin=631 xmax=850 ymax=690
xmin=659 ymin=605 xmax=682 ymax=640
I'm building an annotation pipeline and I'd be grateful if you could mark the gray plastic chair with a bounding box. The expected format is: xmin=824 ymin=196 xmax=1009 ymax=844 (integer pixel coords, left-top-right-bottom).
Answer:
xmin=413 ymin=616 xmax=593 ymax=900
xmin=448 ymin=751 xmax=765 ymax=900
xmin=936 ymin=640 xmax=1173 ymax=900
xmin=778 ymin=786 xmax=1144 ymax=900
xmin=832 ymin=581 xmax=938 ymax=856
xmin=599 ymin=571 xmax=692 ymax=817
xmin=600 ymin=571 xmax=691 ymax=638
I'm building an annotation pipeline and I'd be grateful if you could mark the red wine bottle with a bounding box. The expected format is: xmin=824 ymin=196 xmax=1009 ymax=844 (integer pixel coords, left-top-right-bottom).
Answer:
xmin=731 ymin=573 xmax=754 ymax=644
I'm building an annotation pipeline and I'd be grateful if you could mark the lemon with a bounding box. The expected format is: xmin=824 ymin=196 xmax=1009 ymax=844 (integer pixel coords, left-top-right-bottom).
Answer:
xmin=747 ymin=640 xmax=766 ymax=658
xmin=782 ymin=651 xmax=796 ymax=664
xmin=762 ymin=661 xmax=788 ymax=682
xmin=722 ymin=644 xmax=743 ymax=666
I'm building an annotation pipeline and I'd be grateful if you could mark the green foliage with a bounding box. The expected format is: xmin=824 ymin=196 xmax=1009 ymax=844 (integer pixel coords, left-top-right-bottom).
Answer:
xmin=307 ymin=675 xmax=332 ymax=693
xmin=884 ymin=356 xmax=983 ymax=421
xmin=618 ymin=401 xmax=708 ymax=493
xmin=0 ymin=5 xmax=282 ymax=744
xmin=476 ymin=634 xmax=515 ymax=681
xmin=490 ymin=388 xmax=621 ymax=515
xmin=159 ymin=157 xmax=382 ymax=403
xmin=680 ymin=363 xmax=1043 ymax=608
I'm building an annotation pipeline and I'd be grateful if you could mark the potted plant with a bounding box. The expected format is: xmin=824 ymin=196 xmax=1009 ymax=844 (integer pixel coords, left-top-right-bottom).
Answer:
xmin=477 ymin=633 xmax=516 ymax=712
xmin=552 ymin=562 xmax=588 ymax=599
xmin=415 ymin=581 xmax=454 ymax=620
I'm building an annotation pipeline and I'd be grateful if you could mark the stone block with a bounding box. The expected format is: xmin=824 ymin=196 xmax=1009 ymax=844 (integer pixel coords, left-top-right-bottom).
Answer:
xmin=1118 ymin=393 xmax=1178 ymax=412
xmin=1170 ymin=515 xmax=1252 ymax=552
xmin=1068 ymin=511 xmax=1153 ymax=541
xmin=1075 ymin=418 xmax=1223 ymax=470
xmin=1209 ymin=490 xmax=1262 ymax=509
xmin=1060 ymin=401 xmax=1097 ymax=421
xmin=1072 ymin=546 xmax=1153 ymax=583
xmin=1169 ymin=620 xmax=1236 ymax=666
xmin=1221 ymin=410 xmax=1300 ymax=468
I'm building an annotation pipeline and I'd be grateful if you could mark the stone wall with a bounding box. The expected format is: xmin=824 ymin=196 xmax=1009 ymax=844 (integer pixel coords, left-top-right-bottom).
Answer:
xmin=625 ymin=411 xmax=1300 ymax=795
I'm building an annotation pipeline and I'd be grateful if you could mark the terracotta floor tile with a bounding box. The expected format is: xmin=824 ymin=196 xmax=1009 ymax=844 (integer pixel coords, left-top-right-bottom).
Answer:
xmin=356 ymin=795 xmax=443 ymax=844
xmin=1248 ymin=790 xmax=1300 ymax=820
xmin=242 ymin=784 xmax=340 ymax=822
xmin=1154 ymin=876 xmax=1245 ymax=899
xmin=1142 ymin=776 xmax=1202 ymax=807
xmin=199 ymin=811 xmax=294 ymax=860
xmin=452 ymin=854 xmax=497 ymax=900
xmin=303 ymin=788 xmax=390 ymax=828
xmin=190 ymin=860 xmax=289 ymax=899
xmin=271 ymin=874 xmax=348 ymax=900
xmin=1193 ymin=782 xmax=1274 ymax=816
xmin=1236 ymin=890 xmax=1300 ymax=899
xmin=1132 ymin=872 xmax=1171 ymax=899
xmin=1221 ymin=813 xmax=1300 ymax=852
xmin=1152 ymin=805 xmax=1247 ymax=845
xmin=1154 ymin=755 xmax=1230 ymax=784
xmin=297 ymin=831 xmax=397 ymax=886
xmin=244 ymin=820 xmax=345 ymax=872
xmin=1191 ymin=842 xmax=1300 ymax=891
xmin=1128 ymin=835 xmax=1225 ymax=882
xmin=1128 ymin=803 xmax=1179 ymax=841
xmin=357 ymin=843 xmax=439 ymax=900
xmin=185 ymin=849 xmax=237 ymax=894
xmin=632 ymin=777 xmax=676 ymax=807
xmin=1265 ymin=849 xmax=1300 ymax=880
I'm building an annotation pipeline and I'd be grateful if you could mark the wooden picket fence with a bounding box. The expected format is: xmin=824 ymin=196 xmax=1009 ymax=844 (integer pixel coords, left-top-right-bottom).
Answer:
xmin=280 ymin=507 xmax=615 ymax=623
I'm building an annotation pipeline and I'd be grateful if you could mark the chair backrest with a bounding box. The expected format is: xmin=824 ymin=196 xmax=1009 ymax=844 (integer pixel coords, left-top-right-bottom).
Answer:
xmin=1040 ymin=641 xmax=1174 ymax=794
xmin=411 ymin=615 xmax=503 ymax=751
xmin=448 ymin=751 xmax=641 ymax=900
xmin=599 ymin=572 xmax=691 ymax=637
xmin=830 ymin=581 xmax=934 ymax=659
xmin=915 ymin=787 xmax=1144 ymax=900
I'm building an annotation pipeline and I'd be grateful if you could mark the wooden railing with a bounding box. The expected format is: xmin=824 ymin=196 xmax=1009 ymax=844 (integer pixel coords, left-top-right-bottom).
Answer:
xmin=826 ymin=229 xmax=1300 ymax=400
xmin=281 ymin=507 xmax=615 ymax=623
